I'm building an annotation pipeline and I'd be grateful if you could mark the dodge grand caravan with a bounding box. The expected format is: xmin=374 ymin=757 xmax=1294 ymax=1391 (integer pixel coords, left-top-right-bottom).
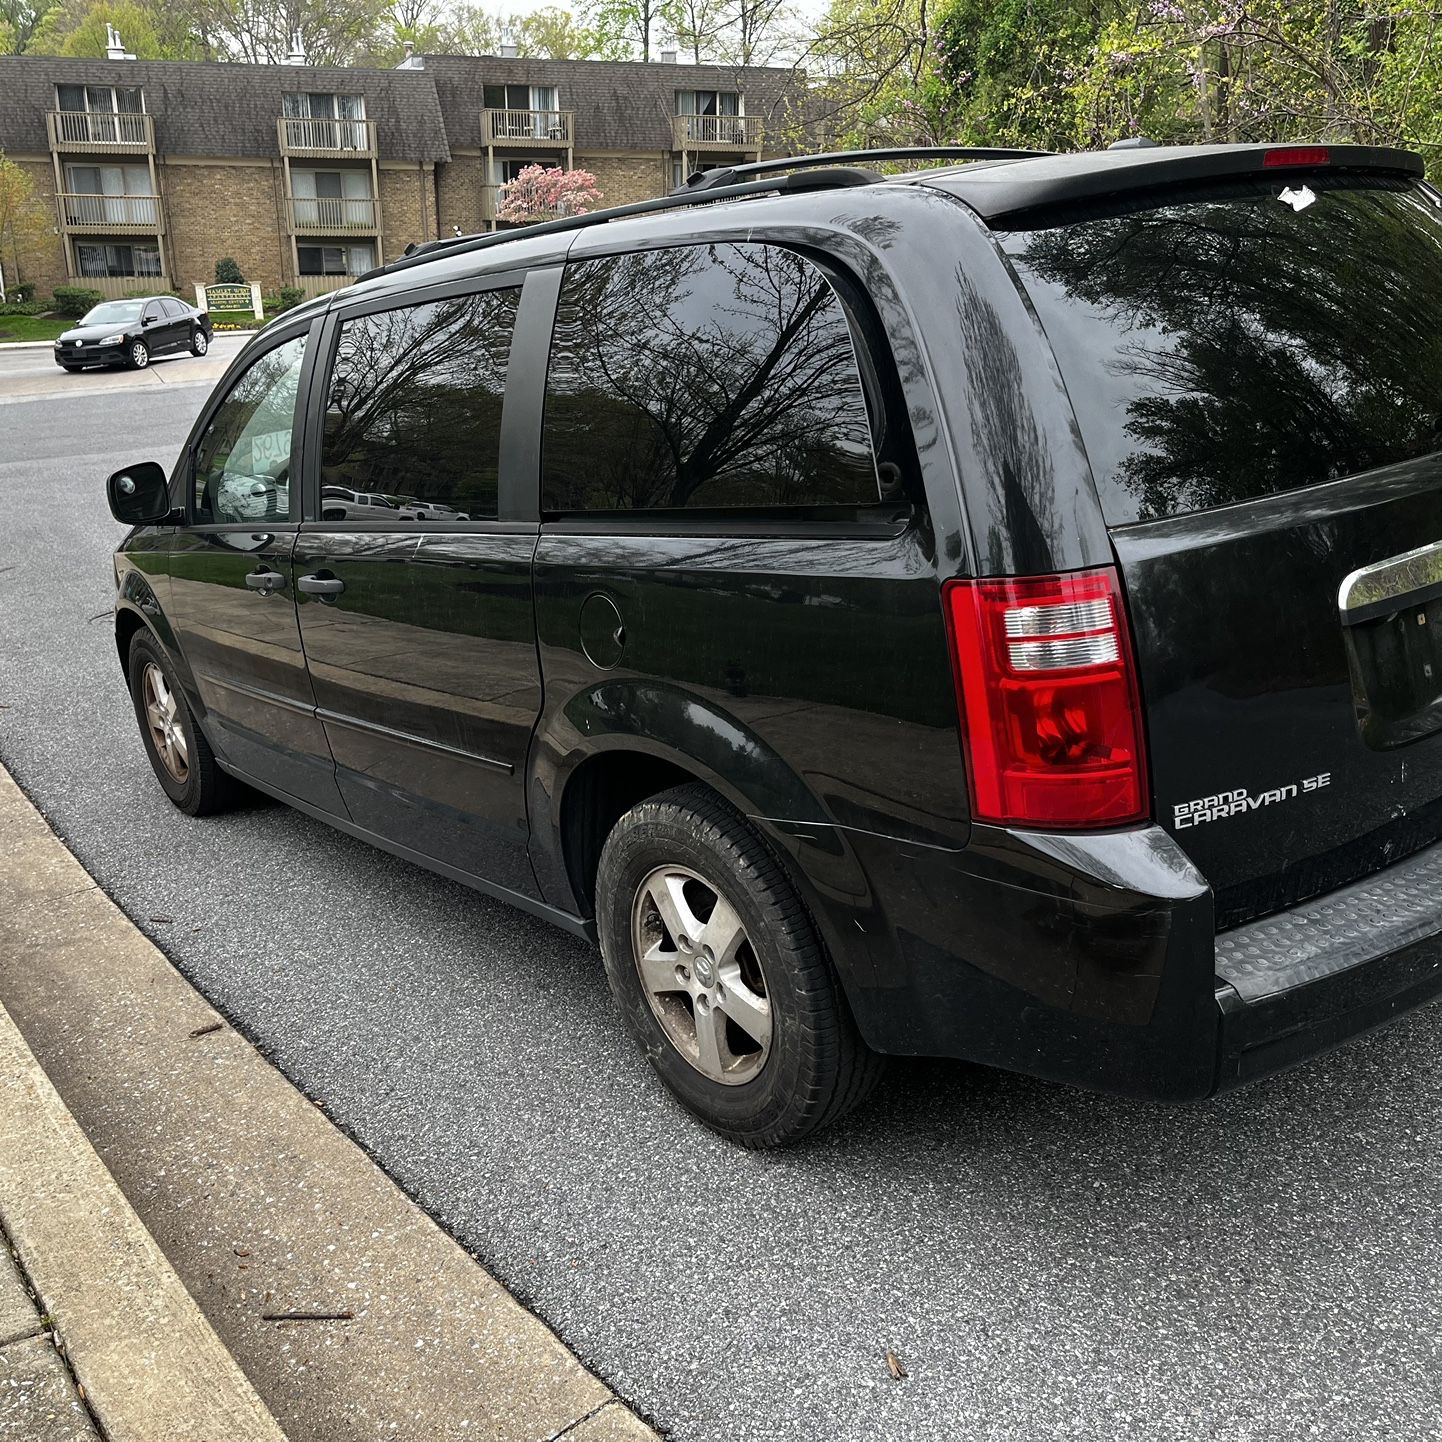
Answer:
xmin=107 ymin=142 xmax=1442 ymax=1147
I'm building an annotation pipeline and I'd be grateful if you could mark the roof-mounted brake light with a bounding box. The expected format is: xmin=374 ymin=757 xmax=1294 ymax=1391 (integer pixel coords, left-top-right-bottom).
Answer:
xmin=1263 ymin=147 xmax=1331 ymax=168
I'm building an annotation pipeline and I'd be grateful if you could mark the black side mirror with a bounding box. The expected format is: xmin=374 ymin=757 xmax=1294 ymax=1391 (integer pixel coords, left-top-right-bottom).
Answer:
xmin=107 ymin=462 xmax=173 ymax=526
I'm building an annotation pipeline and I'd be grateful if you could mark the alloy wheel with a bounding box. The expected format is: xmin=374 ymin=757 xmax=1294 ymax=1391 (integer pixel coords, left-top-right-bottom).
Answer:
xmin=193 ymin=330 xmax=208 ymax=355
xmin=130 ymin=341 xmax=149 ymax=368
xmin=142 ymin=662 xmax=188 ymax=782
xmin=630 ymin=864 xmax=772 ymax=1085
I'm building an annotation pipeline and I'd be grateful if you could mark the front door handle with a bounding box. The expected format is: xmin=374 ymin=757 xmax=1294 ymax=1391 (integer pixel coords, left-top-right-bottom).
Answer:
xmin=297 ymin=573 xmax=345 ymax=599
xmin=244 ymin=569 xmax=287 ymax=595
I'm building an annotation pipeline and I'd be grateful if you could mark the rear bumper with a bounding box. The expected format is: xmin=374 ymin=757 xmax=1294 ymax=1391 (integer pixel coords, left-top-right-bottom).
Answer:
xmin=822 ymin=822 xmax=1442 ymax=1099
xmin=1214 ymin=840 xmax=1442 ymax=1087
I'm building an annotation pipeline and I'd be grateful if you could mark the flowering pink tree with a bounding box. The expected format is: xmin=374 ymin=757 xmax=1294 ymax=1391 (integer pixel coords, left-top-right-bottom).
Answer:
xmin=496 ymin=165 xmax=603 ymax=224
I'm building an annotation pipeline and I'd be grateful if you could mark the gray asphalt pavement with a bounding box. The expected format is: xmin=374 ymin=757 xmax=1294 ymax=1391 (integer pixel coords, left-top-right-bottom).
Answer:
xmin=3 ymin=380 xmax=1441 ymax=1442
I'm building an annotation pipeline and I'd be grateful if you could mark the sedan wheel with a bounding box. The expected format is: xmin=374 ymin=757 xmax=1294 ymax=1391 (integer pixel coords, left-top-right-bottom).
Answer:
xmin=190 ymin=329 xmax=208 ymax=357
xmin=129 ymin=339 xmax=150 ymax=369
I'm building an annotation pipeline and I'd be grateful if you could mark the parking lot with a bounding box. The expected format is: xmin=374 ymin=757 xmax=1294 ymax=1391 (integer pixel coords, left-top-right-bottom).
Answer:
xmin=2 ymin=363 xmax=1441 ymax=1441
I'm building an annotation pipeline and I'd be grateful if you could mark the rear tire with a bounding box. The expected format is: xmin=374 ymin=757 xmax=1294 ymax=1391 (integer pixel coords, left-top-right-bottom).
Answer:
xmin=190 ymin=328 xmax=208 ymax=356
xmin=596 ymin=783 xmax=883 ymax=1148
xmin=126 ymin=630 xmax=237 ymax=816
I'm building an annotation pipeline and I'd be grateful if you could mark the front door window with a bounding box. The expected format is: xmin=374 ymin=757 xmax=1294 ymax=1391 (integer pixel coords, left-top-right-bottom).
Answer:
xmin=193 ymin=334 xmax=307 ymax=524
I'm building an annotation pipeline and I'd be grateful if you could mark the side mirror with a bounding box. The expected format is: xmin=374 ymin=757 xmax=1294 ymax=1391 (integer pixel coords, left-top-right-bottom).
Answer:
xmin=107 ymin=462 xmax=173 ymax=526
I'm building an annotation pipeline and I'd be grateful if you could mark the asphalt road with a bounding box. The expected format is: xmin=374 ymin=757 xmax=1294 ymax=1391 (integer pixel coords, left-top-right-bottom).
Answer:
xmin=3 ymin=372 xmax=1442 ymax=1442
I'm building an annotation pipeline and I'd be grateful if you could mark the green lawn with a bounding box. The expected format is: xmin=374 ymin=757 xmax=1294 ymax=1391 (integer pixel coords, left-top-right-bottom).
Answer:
xmin=0 ymin=315 xmax=71 ymax=343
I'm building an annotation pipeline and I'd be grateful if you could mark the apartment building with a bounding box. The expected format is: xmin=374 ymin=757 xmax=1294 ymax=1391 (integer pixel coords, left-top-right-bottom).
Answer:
xmin=0 ymin=48 xmax=802 ymax=300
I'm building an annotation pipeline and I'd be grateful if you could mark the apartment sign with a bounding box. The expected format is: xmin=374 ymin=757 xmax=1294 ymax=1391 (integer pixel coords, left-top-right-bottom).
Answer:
xmin=196 ymin=282 xmax=263 ymax=317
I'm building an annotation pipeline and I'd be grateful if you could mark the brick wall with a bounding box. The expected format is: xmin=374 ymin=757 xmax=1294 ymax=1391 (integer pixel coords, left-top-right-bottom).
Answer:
xmin=582 ymin=154 xmax=668 ymax=209
xmin=11 ymin=158 xmax=66 ymax=297
xmin=162 ymin=161 xmax=287 ymax=294
xmin=436 ymin=155 xmax=485 ymax=239
xmin=378 ymin=164 xmax=433 ymax=267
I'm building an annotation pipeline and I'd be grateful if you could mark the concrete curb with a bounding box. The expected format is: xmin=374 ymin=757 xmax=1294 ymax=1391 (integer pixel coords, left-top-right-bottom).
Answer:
xmin=0 ymin=762 xmax=661 ymax=1442
xmin=0 ymin=999 xmax=286 ymax=1442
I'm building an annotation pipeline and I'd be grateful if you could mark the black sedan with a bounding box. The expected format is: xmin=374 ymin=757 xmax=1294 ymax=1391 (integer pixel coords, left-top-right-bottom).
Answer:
xmin=55 ymin=295 xmax=212 ymax=372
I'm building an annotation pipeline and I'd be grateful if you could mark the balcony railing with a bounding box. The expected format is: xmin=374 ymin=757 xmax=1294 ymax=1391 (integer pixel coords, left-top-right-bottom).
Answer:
xmin=482 ymin=108 xmax=574 ymax=147
xmin=47 ymin=110 xmax=154 ymax=151
xmin=74 ymin=274 xmax=172 ymax=301
xmin=480 ymin=183 xmax=584 ymax=226
xmin=672 ymin=113 xmax=761 ymax=149
xmin=288 ymin=196 xmax=379 ymax=232
xmin=59 ymin=193 xmax=164 ymax=231
xmin=278 ymin=116 xmax=377 ymax=157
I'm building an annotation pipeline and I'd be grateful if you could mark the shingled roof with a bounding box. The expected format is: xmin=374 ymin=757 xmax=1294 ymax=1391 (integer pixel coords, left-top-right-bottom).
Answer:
xmin=0 ymin=56 xmax=450 ymax=162
xmin=421 ymin=53 xmax=804 ymax=153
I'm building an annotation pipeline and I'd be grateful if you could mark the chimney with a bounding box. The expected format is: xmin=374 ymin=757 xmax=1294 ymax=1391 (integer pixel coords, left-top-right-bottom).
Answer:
xmin=396 ymin=39 xmax=424 ymax=69
xmin=499 ymin=42 xmax=519 ymax=57
xmin=659 ymin=48 xmax=678 ymax=63
xmin=105 ymin=23 xmax=136 ymax=59
xmin=285 ymin=29 xmax=307 ymax=65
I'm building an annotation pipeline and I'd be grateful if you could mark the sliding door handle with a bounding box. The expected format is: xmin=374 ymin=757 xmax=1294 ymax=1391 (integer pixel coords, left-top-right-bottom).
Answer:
xmin=297 ymin=573 xmax=345 ymax=599
xmin=244 ymin=569 xmax=286 ymax=595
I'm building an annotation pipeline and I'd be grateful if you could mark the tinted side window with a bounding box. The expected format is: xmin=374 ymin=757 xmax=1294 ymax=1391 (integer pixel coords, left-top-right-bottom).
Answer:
xmin=193 ymin=333 xmax=307 ymax=524
xmin=320 ymin=287 xmax=520 ymax=521
xmin=542 ymin=243 xmax=879 ymax=513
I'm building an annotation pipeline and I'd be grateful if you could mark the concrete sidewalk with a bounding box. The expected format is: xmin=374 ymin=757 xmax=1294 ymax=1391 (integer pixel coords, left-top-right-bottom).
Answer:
xmin=0 ymin=762 xmax=659 ymax=1442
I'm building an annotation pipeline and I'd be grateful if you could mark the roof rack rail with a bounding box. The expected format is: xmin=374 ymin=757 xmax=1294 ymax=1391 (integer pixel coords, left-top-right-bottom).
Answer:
xmin=675 ymin=145 xmax=1051 ymax=193
xmin=363 ymin=163 xmax=894 ymax=282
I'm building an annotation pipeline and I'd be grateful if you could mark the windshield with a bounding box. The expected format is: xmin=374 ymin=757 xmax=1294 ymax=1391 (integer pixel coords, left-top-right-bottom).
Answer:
xmin=1000 ymin=175 xmax=1442 ymax=525
xmin=81 ymin=301 xmax=144 ymax=326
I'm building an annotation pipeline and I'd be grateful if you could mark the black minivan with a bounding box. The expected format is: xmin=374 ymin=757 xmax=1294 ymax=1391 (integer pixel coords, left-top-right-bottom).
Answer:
xmin=109 ymin=142 xmax=1442 ymax=1146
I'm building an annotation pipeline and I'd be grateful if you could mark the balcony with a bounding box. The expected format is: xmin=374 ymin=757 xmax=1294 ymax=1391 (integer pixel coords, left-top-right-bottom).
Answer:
xmin=82 ymin=273 xmax=174 ymax=300
xmin=480 ymin=183 xmax=583 ymax=227
xmin=58 ymin=193 xmax=164 ymax=232
xmin=672 ymin=114 xmax=762 ymax=150
xmin=47 ymin=110 xmax=154 ymax=153
xmin=278 ymin=116 xmax=377 ymax=158
xmin=288 ymin=196 xmax=379 ymax=233
xmin=482 ymin=108 xmax=574 ymax=147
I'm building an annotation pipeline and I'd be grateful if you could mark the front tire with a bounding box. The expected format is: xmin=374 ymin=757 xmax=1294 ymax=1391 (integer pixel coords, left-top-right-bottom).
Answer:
xmin=596 ymin=784 xmax=882 ymax=1148
xmin=128 ymin=338 xmax=150 ymax=369
xmin=190 ymin=328 xmax=208 ymax=356
xmin=126 ymin=630 xmax=236 ymax=816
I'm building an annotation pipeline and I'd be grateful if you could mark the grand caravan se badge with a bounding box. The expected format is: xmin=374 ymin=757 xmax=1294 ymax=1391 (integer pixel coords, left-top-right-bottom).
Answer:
xmin=1173 ymin=774 xmax=1332 ymax=829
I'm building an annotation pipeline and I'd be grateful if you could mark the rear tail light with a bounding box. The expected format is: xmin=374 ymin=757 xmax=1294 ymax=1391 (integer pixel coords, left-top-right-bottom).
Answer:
xmin=942 ymin=567 xmax=1148 ymax=829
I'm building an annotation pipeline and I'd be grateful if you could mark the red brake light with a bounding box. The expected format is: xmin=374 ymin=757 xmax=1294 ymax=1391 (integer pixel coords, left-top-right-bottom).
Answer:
xmin=942 ymin=568 xmax=1149 ymax=829
xmin=1263 ymin=146 xmax=1330 ymax=168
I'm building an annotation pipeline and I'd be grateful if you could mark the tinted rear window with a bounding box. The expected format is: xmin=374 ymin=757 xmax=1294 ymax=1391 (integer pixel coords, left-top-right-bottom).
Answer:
xmin=1000 ymin=176 xmax=1442 ymax=525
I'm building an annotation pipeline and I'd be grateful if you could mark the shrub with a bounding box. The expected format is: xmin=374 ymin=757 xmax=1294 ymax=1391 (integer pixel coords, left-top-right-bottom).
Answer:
xmin=214 ymin=257 xmax=244 ymax=284
xmin=10 ymin=281 xmax=34 ymax=303
xmin=272 ymin=286 xmax=305 ymax=313
xmin=0 ymin=300 xmax=46 ymax=315
xmin=52 ymin=285 xmax=104 ymax=318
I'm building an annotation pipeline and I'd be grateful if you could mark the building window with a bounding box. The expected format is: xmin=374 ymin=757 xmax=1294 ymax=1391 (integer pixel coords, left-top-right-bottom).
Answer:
xmin=282 ymin=93 xmax=367 ymax=149
xmin=673 ymin=158 xmax=723 ymax=190
xmin=291 ymin=169 xmax=374 ymax=229
xmin=321 ymin=287 xmax=521 ymax=519
xmin=63 ymin=164 xmax=156 ymax=226
xmin=298 ymin=243 xmax=375 ymax=276
xmin=676 ymin=90 xmax=740 ymax=117
xmin=75 ymin=241 xmax=162 ymax=278
xmin=542 ymin=243 xmax=880 ymax=514
xmin=283 ymin=92 xmax=366 ymax=121
xmin=56 ymin=84 xmax=144 ymax=114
